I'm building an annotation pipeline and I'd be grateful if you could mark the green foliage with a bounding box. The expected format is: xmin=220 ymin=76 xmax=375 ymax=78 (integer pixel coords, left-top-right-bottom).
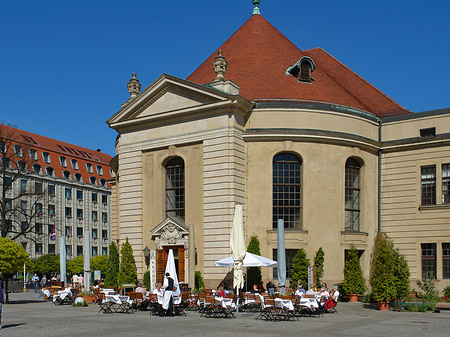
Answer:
xmin=343 ymin=246 xmax=365 ymax=295
xmin=443 ymin=286 xmax=450 ymax=299
xmin=313 ymin=247 xmax=325 ymax=285
xmin=91 ymin=255 xmax=108 ymax=276
xmin=370 ymin=233 xmax=397 ymax=303
xmin=195 ymin=271 xmax=204 ymax=292
xmin=67 ymin=255 xmax=84 ymax=274
xmin=33 ymin=254 xmax=60 ymax=275
xmin=246 ymin=235 xmax=261 ymax=290
xmin=416 ymin=273 xmax=439 ymax=311
xmin=117 ymin=237 xmax=137 ymax=286
xmin=143 ymin=271 xmax=150 ymax=290
xmin=290 ymin=249 xmax=309 ymax=287
xmin=104 ymin=241 xmax=119 ymax=288
xmin=0 ymin=237 xmax=30 ymax=274
xmin=393 ymin=250 xmax=410 ymax=299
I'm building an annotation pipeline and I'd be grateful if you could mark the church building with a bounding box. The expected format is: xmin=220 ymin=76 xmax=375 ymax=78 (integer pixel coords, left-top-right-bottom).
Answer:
xmin=107 ymin=2 xmax=450 ymax=291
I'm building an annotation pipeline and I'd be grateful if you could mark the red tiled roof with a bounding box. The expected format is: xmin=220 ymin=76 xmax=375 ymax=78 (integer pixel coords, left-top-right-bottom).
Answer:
xmin=187 ymin=15 xmax=410 ymax=117
xmin=1 ymin=124 xmax=112 ymax=187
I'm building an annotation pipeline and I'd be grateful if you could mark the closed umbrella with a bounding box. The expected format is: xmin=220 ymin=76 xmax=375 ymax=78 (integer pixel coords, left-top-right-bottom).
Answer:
xmin=277 ymin=219 xmax=286 ymax=294
xmin=163 ymin=249 xmax=179 ymax=291
xmin=188 ymin=223 xmax=196 ymax=290
xmin=230 ymin=204 xmax=245 ymax=291
xmin=59 ymin=235 xmax=66 ymax=286
xmin=83 ymin=228 xmax=91 ymax=291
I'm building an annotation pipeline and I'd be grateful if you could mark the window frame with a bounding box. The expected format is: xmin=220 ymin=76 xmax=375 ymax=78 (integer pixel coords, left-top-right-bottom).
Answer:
xmin=165 ymin=157 xmax=185 ymax=219
xmin=421 ymin=166 xmax=436 ymax=205
xmin=421 ymin=243 xmax=436 ymax=278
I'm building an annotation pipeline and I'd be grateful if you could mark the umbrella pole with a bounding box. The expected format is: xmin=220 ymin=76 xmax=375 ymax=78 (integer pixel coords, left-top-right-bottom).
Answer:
xmin=236 ymin=285 xmax=239 ymax=313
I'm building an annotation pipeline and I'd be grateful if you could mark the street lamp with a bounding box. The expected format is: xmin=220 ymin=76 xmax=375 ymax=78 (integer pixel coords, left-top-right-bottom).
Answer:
xmin=143 ymin=246 xmax=150 ymax=269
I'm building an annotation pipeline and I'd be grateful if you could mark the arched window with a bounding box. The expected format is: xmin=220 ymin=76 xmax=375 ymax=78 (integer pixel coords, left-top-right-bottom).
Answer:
xmin=74 ymin=173 xmax=82 ymax=182
xmin=345 ymin=158 xmax=362 ymax=231
xmin=32 ymin=164 xmax=41 ymax=174
xmin=273 ymin=153 xmax=301 ymax=229
xmin=63 ymin=170 xmax=71 ymax=179
xmin=165 ymin=157 xmax=185 ymax=219
xmin=90 ymin=176 xmax=97 ymax=185
xmin=46 ymin=167 xmax=54 ymax=176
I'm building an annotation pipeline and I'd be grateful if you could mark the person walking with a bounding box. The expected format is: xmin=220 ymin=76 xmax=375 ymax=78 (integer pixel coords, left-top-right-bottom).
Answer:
xmin=0 ymin=271 xmax=4 ymax=329
xmin=32 ymin=273 xmax=40 ymax=293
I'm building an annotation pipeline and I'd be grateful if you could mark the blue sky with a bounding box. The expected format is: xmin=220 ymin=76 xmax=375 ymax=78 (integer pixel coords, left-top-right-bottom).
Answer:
xmin=1 ymin=0 xmax=449 ymax=156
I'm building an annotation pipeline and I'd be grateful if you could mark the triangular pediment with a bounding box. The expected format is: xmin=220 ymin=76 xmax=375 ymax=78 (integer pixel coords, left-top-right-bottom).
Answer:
xmin=151 ymin=216 xmax=189 ymax=244
xmin=107 ymin=74 xmax=236 ymax=129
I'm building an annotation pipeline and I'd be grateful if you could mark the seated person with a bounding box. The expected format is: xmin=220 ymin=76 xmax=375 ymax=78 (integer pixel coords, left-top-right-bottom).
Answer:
xmin=250 ymin=284 xmax=259 ymax=294
xmin=258 ymin=281 xmax=265 ymax=293
xmin=294 ymin=284 xmax=306 ymax=297
xmin=135 ymin=282 xmax=148 ymax=296
xmin=266 ymin=279 xmax=276 ymax=296
xmin=153 ymin=282 xmax=164 ymax=302
xmin=306 ymin=283 xmax=317 ymax=295
xmin=318 ymin=286 xmax=330 ymax=303
xmin=324 ymin=286 xmax=339 ymax=311
xmin=216 ymin=285 xmax=225 ymax=298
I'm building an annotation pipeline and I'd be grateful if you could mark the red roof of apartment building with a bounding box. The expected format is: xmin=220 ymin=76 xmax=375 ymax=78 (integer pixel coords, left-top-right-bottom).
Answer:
xmin=1 ymin=124 xmax=112 ymax=187
xmin=187 ymin=14 xmax=410 ymax=118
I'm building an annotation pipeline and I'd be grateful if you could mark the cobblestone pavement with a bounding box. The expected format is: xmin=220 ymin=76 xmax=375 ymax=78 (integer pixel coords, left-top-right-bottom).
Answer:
xmin=2 ymin=292 xmax=450 ymax=337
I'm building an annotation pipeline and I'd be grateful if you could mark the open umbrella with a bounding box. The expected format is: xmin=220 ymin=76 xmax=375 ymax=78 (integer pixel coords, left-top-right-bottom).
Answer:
xmin=277 ymin=219 xmax=286 ymax=294
xmin=230 ymin=204 xmax=245 ymax=291
xmin=215 ymin=252 xmax=277 ymax=268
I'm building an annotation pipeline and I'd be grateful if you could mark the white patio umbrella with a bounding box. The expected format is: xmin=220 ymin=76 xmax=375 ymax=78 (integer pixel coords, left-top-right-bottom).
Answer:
xmin=83 ymin=228 xmax=91 ymax=291
xmin=215 ymin=252 xmax=277 ymax=268
xmin=59 ymin=235 xmax=66 ymax=286
xmin=163 ymin=249 xmax=179 ymax=292
xmin=230 ymin=204 xmax=245 ymax=291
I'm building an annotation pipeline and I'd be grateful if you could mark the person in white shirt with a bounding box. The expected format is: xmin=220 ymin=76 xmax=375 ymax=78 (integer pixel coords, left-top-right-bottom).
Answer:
xmin=324 ymin=286 xmax=339 ymax=311
xmin=305 ymin=283 xmax=317 ymax=295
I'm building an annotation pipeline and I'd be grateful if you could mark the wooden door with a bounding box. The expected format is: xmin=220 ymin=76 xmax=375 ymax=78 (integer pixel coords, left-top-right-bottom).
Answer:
xmin=156 ymin=247 xmax=185 ymax=284
xmin=156 ymin=249 xmax=166 ymax=285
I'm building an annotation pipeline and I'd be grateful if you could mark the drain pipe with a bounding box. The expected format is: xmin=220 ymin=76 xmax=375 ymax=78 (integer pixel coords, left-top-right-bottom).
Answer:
xmin=378 ymin=119 xmax=382 ymax=234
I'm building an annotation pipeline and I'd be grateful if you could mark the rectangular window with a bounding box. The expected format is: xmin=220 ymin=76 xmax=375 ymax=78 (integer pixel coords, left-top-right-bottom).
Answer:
xmin=66 ymin=245 xmax=72 ymax=256
xmin=421 ymin=166 xmax=436 ymax=205
xmin=77 ymin=190 xmax=83 ymax=200
xmin=96 ymin=165 xmax=103 ymax=176
xmin=92 ymin=192 xmax=98 ymax=203
xmin=60 ymin=156 xmax=67 ymax=167
xmin=102 ymin=247 xmax=108 ymax=255
xmin=92 ymin=246 xmax=98 ymax=256
xmin=4 ymin=176 xmax=12 ymax=191
xmin=35 ymin=203 xmax=43 ymax=215
xmin=421 ymin=243 xmax=436 ymax=278
xmin=65 ymin=226 xmax=71 ymax=236
xmin=76 ymin=209 xmax=83 ymax=219
xmin=48 ymin=244 xmax=56 ymax=254
xmin=102 ymin=212 xmax=107 ymax=222
xmin=21 ymin=200 xmax=27 ymax=211
xmin=92 ymin=228 xmax=98 ymax=238
xmin=20 ymin=220 xmax=26 ymax=230
xmin=102 ymin=194 xmax=108 ymax=204
xmin=29 ymin=149 xmax=38 ymax=160
xmin=65 ymin=187 xmax=72 ymax=199
xmin=442 ymin=164 xmax=450 ymax=204
xmin=42 ymin=152 xmax=51 ymax=163
xmin=14 ymin=145 xmax=23 ymax=157
xmin=273 ymin=249 xmax=298 ymax=279
xmin=443 ymin=243 xmax=450 ymax=279
xmin=71 ymin=159 xmax=78 ymax=169
xmin=86 ymin=163 xmax=93 ymax=173
xmin=35 ymin=223 xmax=43 ymax=234
xmin=35 ymin=182 xmax=42 ymax=194
xmin=65 ymin=207 xmax=72 ymax=217
xmin=48 ymin=184 xmax=55 ymax=197
xmin=35 ymin=243 xmax=42 ymax=254
xmin=92 ymin=211 xmax=98 ymax=221
xmin=5 ymin=198 xmax=12 ymax=211
xmin=102 ymin=230 xmax=108 ymax=240
xmin=48 ymin=205 xmax=55 ymax=216
xmin=76 ymin=227 xmax=83 ymax=237
xmin=77 ymin=246 xmax=83 ymax=256
xmin=20 ymin=179 xmax=27 ymax=193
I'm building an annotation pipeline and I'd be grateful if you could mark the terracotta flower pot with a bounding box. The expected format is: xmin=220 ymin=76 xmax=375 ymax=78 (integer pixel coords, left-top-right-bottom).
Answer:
xmin=348 ymin=294 xmax=358 ymax=302
xmin=378 ymin=301 xmax=390 ymax=311
xmin=81 ymin=295 xmax=95 ymax=303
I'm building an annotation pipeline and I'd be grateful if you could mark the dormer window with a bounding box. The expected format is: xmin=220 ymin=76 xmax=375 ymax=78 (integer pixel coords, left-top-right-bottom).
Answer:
xmin=74 ymin=173 xmax=82 ymax=182
xmin=29 ymin=149 xmax=38 ymax=160
xmin=42 ymin=152 xmax=51 ymax=163
xmin=96 ymin=165 xmax=103 ymax=176
xmin=86 ymin=163 xmax=93 ymax=173
xmin=63 ymin=170 xmax=71 ymax=179
xmin=71 ymin=159 xmax=78 ymax=170
xmin=14 ymin=145 xmax=23 ymax=157
xmin=60 ymin=156 xmax=67 ymax=167
xmin=32 ymin=164 xmax=41 ymax=174
xmin=286 ymin=56 xmax=316 ymax=83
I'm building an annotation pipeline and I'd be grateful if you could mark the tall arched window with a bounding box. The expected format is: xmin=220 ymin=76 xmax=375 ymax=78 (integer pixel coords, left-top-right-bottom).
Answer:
xmin=273 ymin=153 xmax=301 ymax=229
xmin=165 ymin=157 xmax=185 ymax=219
xmin=345 ymin=158 xmax=362 ymax=231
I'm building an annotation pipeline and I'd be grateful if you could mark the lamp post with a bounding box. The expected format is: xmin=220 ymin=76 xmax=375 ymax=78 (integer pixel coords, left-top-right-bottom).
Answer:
xmin=143 ymin=246 xmax=150 ymax=269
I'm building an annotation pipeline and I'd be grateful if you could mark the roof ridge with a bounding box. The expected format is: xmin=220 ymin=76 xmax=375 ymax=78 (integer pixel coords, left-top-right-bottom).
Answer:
xmin=312 ymin=47 xmax=410 ymax=114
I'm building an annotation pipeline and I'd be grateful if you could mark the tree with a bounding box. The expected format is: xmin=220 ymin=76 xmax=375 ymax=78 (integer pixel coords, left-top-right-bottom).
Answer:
xmin=117 ymin=237 xmax=137 ymax=286
xmin=246 ymin=235 xmax=261 ymax=290
xmin=342 ymin=246 xmax=365 ymax=295
xmin=393 ymin=250 xmax=410 ymax=300
xmin=104 ymin=241 xmax=119 ymax=287
xmin=0 ymin=237 xmax=31 ymax=301
xmin=67 ymin=255 xmax=84 ymax=274
xmin=370 ymin=233 xmax=397 ymax=303
xmin=313 ymin=247 xmax=325 ymax=286
xmin=91 ymin=255 xmax=108 ymax=278
xmin=0 ymin=124 xmax=48 ymax=241
xmin=290 ymin=249 xmax=309 ymax=287
xmin=33 ymin=254 xmax=60 ymax=276
xmin=143 ymin=270 xmax=150 ymax=290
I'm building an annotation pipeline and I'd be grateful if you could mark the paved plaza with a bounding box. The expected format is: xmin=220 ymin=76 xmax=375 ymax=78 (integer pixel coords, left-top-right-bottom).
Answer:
xmin=1 ymin=292 xmax=450 ymax=337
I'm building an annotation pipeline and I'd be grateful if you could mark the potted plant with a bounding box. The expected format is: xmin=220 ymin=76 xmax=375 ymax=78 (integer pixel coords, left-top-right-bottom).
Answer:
xmin=79 ymin=290 xmax=96 ymax=303
xmin=370 ymin=233 xmax=397 ymax=310
xmin=343 ymin=246 xmax=365 ymax=302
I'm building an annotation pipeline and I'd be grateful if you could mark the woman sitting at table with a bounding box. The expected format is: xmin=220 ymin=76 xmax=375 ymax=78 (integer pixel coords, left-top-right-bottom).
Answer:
xmin=306 ymin=283 xmax=317 ymax=295
xmin=318 ymin=286 xmax=329 ymax=302
xmin=153 ymin=283 xmax=164 ymax=297
xmin=324 ymin=286 xmax=339 ymax=311
xmin=250 ymin=284 xmax=259 ymax=293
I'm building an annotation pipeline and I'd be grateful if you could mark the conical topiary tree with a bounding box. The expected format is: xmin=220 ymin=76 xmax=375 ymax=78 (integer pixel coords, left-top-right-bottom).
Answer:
xmin=117 ymin=237 xmax=137 ymax=286
xmin=143 ymin=271 xmax=150 ymax=290
xmin=393 ymin=249 xmax=410 ymax=300
xmin=290 ymin=249 xmax=309 ymax=287
xmin=246 ymin=235 xmax=261 ymax=291
xmin=343 ymin=246 xmax=365 ymax=296
xmin=370 ymin=233 xmax=397 ymax=304
xmin=313 ymin=247 xmax=325 ymax=286
xmin=104 ymin=241 xmax=119 ymax=287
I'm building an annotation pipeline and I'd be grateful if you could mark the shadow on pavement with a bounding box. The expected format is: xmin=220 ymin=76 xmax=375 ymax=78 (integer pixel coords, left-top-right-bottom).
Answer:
xmin=2 ymin=323 xmax=27 ymax=329
xmin=7 ymin=299 xmax=46 ymax=305
xmin=363 ymin=303 xmax=380 ymax=310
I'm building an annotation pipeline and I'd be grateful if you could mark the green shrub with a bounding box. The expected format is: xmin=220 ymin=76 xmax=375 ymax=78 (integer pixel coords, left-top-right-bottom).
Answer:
xmin=117 ymin=237 xmax=138 ymax=286
xmin=104 ymin=242 xmax=119 ymax=288
xmin=290 ymin=249 xmax=309 ymax=287
xmin=143 ymin=271 xmax=150 ymax=290
xmin=195 ymin=271 xmax=204 ymax=292
xmin=417 ymin=273 xmax=439 ymax=311
xmin=67 ymin=256 xmax=84 ymax=274
xmin=343 ymin=246 xmax=365 ymax=296
xmin=313 ymin=247 xmax=325 ymax=286
xmin=443 ymin=286 xmax=450 ymax=298
xmin=246 ymin=235 xmax=261 ymax=291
